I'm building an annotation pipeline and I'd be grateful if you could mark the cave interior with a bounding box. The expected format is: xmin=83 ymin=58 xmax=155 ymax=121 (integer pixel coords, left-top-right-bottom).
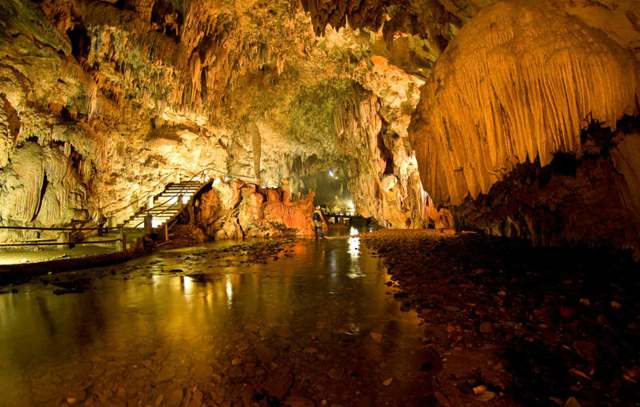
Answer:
xmin=1 ymin=0 xmax=640 ymax=406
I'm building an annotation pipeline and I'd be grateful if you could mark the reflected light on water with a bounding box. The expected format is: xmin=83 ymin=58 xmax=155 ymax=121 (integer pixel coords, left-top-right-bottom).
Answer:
xmin=151 ymin=273 xmax=162 ymax=289
xmin=347 ymin=227 xmax=364 ymax=278
xmin=225 ymin=275 xmax=233 ymax=307
xmin=348 ymin=227 xmax=360 ymax=260
xmin=0 ymin=239 xmax=429 ymax=406
xmin=181 ymin=275 xmax=194 ymax=296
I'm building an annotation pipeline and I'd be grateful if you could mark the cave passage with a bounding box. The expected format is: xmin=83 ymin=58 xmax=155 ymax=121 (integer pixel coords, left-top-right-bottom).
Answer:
xmin=1 ymin=0 xmax=640 ymax=406
xmin=301 ymin=167 xmax=354 ymax=213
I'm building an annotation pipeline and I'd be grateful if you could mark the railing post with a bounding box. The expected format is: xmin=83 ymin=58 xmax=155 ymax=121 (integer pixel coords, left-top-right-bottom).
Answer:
xmin=163 ymin=223 xmax=169 ymax=241
xmin=144 ymin=211 xmax=153 ymax=235
xmin=120 ymin=225 xmax=126 ymax=252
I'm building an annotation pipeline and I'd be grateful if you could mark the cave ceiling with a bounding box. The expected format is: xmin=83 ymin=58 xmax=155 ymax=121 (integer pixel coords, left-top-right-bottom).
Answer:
xmin=1 ymin=0 xmax=639 ymax=232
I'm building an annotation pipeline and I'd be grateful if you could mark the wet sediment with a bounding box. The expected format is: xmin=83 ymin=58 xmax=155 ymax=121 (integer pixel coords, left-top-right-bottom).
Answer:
xmin=0 ymin=236 xmax=434 ymax=406
xmin=363 ymin=230 xmax=640 ymax=407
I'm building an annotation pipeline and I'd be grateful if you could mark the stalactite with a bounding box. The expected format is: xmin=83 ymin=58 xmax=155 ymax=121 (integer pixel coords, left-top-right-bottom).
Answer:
xmin=2 ymin=144 xmax=46 ymax=223
xmin=410 ymin=0 xmax=640 ymax=206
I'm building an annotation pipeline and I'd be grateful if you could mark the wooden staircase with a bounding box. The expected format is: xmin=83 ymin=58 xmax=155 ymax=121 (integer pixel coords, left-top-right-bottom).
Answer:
xmin=95 ymin=168 xmax=257 ymax=250
xmin=120 ymin=180 xmax=209 ymax=231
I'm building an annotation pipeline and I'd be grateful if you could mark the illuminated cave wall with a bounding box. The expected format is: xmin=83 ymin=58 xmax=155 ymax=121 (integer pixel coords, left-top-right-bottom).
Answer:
xmin=2 ymin=0 xmax=640 ymax=248
xmin=408 ymin=0 xmax=640 ymax=252
xmin=0 ymin=0 xmax=431 ymax=233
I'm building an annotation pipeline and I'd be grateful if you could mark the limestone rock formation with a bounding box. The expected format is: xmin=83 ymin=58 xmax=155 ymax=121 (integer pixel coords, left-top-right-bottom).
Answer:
xmin=2 ymin=0 xmax=640 ymax=251
xmin=196 ymin=180 xmax=313 ymax=240
xmin=410 ymin=0 xmax=640 ymax=206
xmin=0 ymin=0 xmax=437 ymax=235
xmin=407 ymin=0 xmax=640 ymax=253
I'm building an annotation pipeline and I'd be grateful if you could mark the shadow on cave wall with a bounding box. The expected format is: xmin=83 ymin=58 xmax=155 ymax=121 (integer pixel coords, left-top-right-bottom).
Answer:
xmin=66 ymin=23 xmax=90 ymax=62
xmin=453 ymin=115 xmax=640 ymax=253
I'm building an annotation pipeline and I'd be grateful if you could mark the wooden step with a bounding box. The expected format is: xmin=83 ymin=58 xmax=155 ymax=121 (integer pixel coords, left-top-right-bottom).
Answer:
xmin=126 ymin=215 xmax=175 ymax=223
xmin=167 ymin=188 xmax=198 ymax=192
xmin=155 ymin=195 xmax=195 ymax=201
xmin=140 ymin=207 xmax=182 ymax=213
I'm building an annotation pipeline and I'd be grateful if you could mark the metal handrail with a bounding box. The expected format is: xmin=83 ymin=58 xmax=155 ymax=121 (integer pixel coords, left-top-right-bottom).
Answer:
xmin=128 ymin=168 xmax=209 ymax=229
xmin=0 ymin=167 xmax=260 ymax=253
xmin=0 ymin=223 xmax=127 ymax=252
xmin=0 ymin=225 xmax=117 ymax=232
xmin=101 ymin=166 xmax=258 ymax=220
xmin=99 ymin=170 xmax=182 ymax=218
xmin=0 ymin=239 xmax=122 ymax=248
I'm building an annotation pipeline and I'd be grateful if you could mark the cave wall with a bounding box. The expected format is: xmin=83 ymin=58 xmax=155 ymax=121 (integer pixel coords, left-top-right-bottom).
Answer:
xmin=3 ymin=0 xmax=639 ymax=247
xmin=410 ymin=0 xmax=640 ymax=206
xmin=409 ymin=0 xmax=640 ymax=252
xmin=0 ymin=0 xmax=435 ymax=233
xmin=195 ymin=179 xmax=314 ymax=240
xmin=454 ymin=122 xmax=640 ymax=253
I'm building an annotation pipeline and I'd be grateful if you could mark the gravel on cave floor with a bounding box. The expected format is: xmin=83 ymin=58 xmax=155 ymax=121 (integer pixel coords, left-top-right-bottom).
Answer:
xmin=363 ymin=229 xmax=640 ymax=407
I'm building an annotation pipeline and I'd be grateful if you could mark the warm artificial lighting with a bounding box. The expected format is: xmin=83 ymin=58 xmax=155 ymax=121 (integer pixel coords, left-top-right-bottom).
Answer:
xmin=181 ymin=275 xmax=194 ymax=295
xmin=181 ymin=195 xmax=189 ymax=204
xmin=213 ymin=178 xmax=221 ymax=186
xmin=346 ymin=200 xmax=355 ymax=214
xmin=328 ymin=169 xmax=335 ymax=178
xmin=225 ymin=275 xmax=233 ymax=307
xmin=348 ymin=234 xmax=359 ymax=260
xmin=0 ymin=253 xmax=31 ymax=265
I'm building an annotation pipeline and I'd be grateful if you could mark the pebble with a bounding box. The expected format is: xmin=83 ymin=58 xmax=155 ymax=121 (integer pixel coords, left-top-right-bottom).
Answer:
xmin=479 ymin=322 xmax=493 ymax=333
xmin=284 ymin=396 xmax=315 ymax=407
xmin=165 ymin=387 xmax=184 ymax=407
xmin=477 ymin=391 xmax=496 ymax=402
xmin=564 ymin=397 xmax=583 ymax=407
xmin=472 ymin=385 xmax=487 ymax=395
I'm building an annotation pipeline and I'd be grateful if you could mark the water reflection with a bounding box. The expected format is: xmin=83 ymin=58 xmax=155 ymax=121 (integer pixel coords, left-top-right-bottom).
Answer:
xmin=0 ymin=239 xmax=427 ymax=406
xmin=225 ymin=274 xmax=233 ymax=307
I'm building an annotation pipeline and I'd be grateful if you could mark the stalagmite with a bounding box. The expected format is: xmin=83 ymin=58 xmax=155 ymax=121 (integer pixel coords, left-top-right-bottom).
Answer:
xmin=410 ymin=0 xmax=640 ymax=206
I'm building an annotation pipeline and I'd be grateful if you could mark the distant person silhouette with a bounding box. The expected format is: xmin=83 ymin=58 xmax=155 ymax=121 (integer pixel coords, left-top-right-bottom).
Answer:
xmin=313 ymin=206 xmax=326 ymax=240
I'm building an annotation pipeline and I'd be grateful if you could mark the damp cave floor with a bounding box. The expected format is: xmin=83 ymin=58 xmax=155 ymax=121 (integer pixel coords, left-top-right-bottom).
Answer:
xmin=0 ymin=230 xmax=638 ymax=407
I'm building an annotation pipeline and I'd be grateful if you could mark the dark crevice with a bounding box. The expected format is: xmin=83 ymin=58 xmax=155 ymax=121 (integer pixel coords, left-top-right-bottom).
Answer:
xmin=549 ymin=152 xmax=577 ymax=177
xmin=1 ymin=93 xmax=21 ymax=140
xmin=151 ymin=0 xmax=182 ymax=40
xmin=23 ymin=135 xmax=39 ymax=146
xmin=200 ymin=69 xmax=208 ymax=101
xmin=32 ymin=174 xmax=48 ymax=222
xmin=114 ymin=0 xmax=136 ymax=11
xmin=377 ymin=130 xmax=394 ymax=176
xmin=59 ymin=106 xmax=74 ymax=122
xmin=66 ymin=24 xmax=91 ymax=62
xmin=454 ymin=114 xmax=640 ymax=248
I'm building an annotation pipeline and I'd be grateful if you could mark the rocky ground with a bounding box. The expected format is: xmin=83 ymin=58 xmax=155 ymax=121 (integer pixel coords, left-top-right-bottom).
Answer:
xmin=3 ymin=230 xmax=640 ymax=406
xmin=363 ymin=230 xmax=640 ymax=407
